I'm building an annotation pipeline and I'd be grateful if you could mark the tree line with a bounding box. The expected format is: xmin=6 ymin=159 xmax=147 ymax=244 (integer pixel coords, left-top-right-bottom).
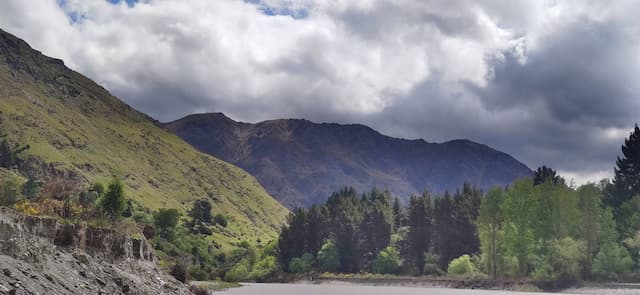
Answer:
xmin=278 ymin=184 xmax=482 ymax=276
xmin=277 ymin=125 xmax=640 ymax=284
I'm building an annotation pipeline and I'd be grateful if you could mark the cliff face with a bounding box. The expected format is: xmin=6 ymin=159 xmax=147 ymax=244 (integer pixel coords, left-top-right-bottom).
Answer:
xmin=0 ymin=207 xmax=191 ymax=295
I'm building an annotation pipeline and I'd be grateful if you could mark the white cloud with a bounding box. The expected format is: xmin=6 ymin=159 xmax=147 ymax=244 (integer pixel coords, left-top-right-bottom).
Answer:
xmin=1 ymin=0 xmax=639 ymax=183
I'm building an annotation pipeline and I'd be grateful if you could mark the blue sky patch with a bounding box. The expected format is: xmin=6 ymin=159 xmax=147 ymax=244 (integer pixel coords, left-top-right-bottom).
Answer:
xmin=245 ymin=0 xmax=309 ymax=19
xmin=107 ymin=0 xmax=139 ymax=8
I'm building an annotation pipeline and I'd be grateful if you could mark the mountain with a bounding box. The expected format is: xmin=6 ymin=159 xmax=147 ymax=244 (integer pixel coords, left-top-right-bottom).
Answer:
xmin=0 ymin=29 xmax=288 ymax=247
xmin=166 ymin=113 xmax=533 ymax=208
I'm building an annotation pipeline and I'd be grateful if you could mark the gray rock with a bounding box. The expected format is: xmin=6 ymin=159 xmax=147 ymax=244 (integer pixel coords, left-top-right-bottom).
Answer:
xmin=0 ymin=207 xmax=193 ymax=295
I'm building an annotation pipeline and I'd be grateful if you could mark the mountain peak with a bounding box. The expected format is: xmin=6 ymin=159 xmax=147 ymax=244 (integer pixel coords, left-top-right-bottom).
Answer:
xmin=166 ymin=113 xmax=532 ymax=208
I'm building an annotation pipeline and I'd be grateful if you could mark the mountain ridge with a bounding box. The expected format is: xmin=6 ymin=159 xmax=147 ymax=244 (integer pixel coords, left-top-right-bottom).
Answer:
xmin=165 ymin=112 xmax=533 ymax=208
xmin=0 ymin=28 xmax=288 ymax=248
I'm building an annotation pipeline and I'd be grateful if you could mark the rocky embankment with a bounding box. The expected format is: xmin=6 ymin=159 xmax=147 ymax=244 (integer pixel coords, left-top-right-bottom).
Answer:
xmin=0 ymin=207 xmax=192 ymax=295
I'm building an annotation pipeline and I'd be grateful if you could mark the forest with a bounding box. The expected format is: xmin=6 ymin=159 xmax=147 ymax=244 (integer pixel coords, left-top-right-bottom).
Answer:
xmin=3 ymin=118 xmax=640 ymax=285
xmin=277 ymin=125 xmax=640 ymax=284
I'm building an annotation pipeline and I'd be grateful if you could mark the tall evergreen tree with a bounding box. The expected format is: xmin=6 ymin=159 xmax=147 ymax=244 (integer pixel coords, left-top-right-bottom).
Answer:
xmin=406 ymin=192 xmax=432 ymax=274
xmin=609 ymin=124 xmax=640 ymax=209
xmin=392 ymin=197 xmax=403 ymax=231
xmin=434 ymin=192 xmax=456 ymax=269
xmin=533 ymin=166 xmax=564 ymax=186
xmin=358 ymin=189 xmax=393 ymax=270
xmin=278 ymin=209 xmax=307 ymax=272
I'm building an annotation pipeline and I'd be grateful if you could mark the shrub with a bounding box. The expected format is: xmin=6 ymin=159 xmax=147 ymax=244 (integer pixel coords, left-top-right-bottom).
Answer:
xmin=189 ymin=199 xmax=213 ymax=224
xmin=372 ymin=246 xmax=401 ymax=274
xmin=423 ymin=252 xmax=444 ymax=276
xmin=0 ymin=176 xmax=23 ymax=206
xmin=188 ymin=265 xmax=209 ymax=281
xmin=22 ymin=179 xmax=41 ymax=200
xmin=289 ymin=253 xmax=314 ymax=274
xmin=225 ymin=260 xmax=251 ymax=282
xmin=133 ymin=211 xmax=154 ymax=225
xmin=170 ymin=259 xmax=190 ymax=283
xmin=593 ymin=242 xmax=633 ymax=281
xmin=250 ymin=255 xmax=279 ymax=281
xmin=447 ymin=254 xmax=478 ymax=276
xmin=154 ymin=208 xmax=180 ymax=240
xmin=317 ymin=239 xmax=340 ymax=272
xmin=214 ymin=214 xmax=228 ymax=227
xmin=98 ymin=179 xmax=127 ymax=220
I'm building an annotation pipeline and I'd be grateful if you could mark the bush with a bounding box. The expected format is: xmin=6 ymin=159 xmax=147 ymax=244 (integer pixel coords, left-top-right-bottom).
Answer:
xmin=133 ymin=211 xmax=154 ymax=225
xmin=447 ymin=254 xmax=478 ymax=276
xmin=188 ymin=265 xmax=209 ymax=281
xmin=98 ymin=179 xmax=127 ymax=220
xmin=189 ymin=199 xmax=213 ymax=224
xmin=0 ymin=176 xmax=23 ymax=206
xmin=170 ymin=260 xmax=190 ymax=283
xmin=317 ymin=239 xmax=340 ymax=272
xmin=250 ymin=255 xmax=279 ymax=281
xmin=214 ymin=214 xmax=228 ymax=227
xmin=154 ymin=208 xmax=180 ymax=240
xmin=372 ymin=246 xmax=401 ymax=274
xmin=593 ymin=242 xmax=633 ymax=281
xmin=423 ymin=252 xmax=445 ymax=276
xmin=289 ymin=253 xmax=314 ymax=274
xmin=225 ymin=260 xmax=251 ymax=282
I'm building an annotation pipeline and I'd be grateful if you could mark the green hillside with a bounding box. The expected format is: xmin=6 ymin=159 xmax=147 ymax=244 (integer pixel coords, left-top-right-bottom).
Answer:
xmin=0 ymin=28 xmax=288 ymax=248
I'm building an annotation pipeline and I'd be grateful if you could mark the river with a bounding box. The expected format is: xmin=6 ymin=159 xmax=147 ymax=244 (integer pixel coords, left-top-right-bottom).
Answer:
xmin=216 ymin=283 xmax=586 ymax=295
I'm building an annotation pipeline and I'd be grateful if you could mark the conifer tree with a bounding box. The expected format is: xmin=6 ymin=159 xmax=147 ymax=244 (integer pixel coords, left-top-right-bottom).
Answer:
xmin=609 ymin=124 xmax=640 ymax=209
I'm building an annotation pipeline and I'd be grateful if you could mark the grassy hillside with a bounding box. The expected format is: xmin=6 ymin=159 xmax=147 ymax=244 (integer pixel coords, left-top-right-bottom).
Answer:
xmin=0 ymin=28 xmax=288 ymax=249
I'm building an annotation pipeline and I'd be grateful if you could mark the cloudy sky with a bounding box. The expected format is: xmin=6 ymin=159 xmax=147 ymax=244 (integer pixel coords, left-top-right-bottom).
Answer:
xmin=1 ymin=0 xmax=639 ymax=184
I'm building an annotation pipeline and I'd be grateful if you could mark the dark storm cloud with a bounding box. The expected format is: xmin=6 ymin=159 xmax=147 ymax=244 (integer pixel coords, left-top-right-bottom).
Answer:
xmin=0 ymin=0 xmax=638 ymax=183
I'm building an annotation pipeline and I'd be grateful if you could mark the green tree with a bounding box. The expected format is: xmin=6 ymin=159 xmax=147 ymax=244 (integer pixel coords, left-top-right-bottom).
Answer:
xmin=154 ymin=208 xmax=181 ymax=240
xmin=189 ymin=199 xmax=212 ymax=224
xmin=502 ymin=178 xmax=536 ymax=276
xmin=478 ymin=187 xmax=504 ymax=279
xmin=577 ymin=184 xmax=604 ymax=276
xmin=317 ymin=238 xmax=340 ymax=272
xmin=392 ymin=197 xmax=403 ymax=231
xmin=407 ymin=192 xmax=432 ymax=273
xmin=607 ymin=125 xmax=640 ymax=210
xmin=22 ymin=178 xmax=41 ymax=200
xmin=0 ymin=176 xmax=23 ymax=206
xmin=372 ymin=246 xmax=401 ymax=274
xmin=592 ymin=242 xmax=633 ymax=281
xmin=250 ymin=255 xmax=279 ymax=281
xmin=0 ymin=124 xmax=29 ymax=169
xmin=214 ymin=213 xmax=228 ymax=227
xmin=447 ymin=254 xmax=478 ymax=276
xmin=289 ymin=253 xmax=314 ymax=273
xmin=533 ymin=166 xmax=564 ymax=186
xmin=98 ymin=179 xmax=127 ymax=220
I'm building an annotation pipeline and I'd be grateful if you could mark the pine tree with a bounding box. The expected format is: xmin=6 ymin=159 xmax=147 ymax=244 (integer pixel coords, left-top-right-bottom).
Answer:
xmin=406 ymin=192 xmax=432 ymax=274
xmin=609 ymin=125 xmax=640 ymax=209
xmin=533 ymin=166 xmax=564 ymax=186
xmin=392 ymin=197 xmax=403 ymax=231
xmin=434 ymin=192 xmax=455 ymax=269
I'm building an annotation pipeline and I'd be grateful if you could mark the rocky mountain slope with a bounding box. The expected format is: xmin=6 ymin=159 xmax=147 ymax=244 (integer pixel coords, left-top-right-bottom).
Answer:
xmin=166 ymin=113 xmax=532 ymax=208
xmin=0 ymin=207 xmax=191 ymax=295
xmin=0 ymin=28 xmax=288 ymax=247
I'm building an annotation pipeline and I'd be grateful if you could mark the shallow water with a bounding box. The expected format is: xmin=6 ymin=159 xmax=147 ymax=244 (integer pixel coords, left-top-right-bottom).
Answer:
xmin=217 ymin=283 xmax=575 ymax=295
